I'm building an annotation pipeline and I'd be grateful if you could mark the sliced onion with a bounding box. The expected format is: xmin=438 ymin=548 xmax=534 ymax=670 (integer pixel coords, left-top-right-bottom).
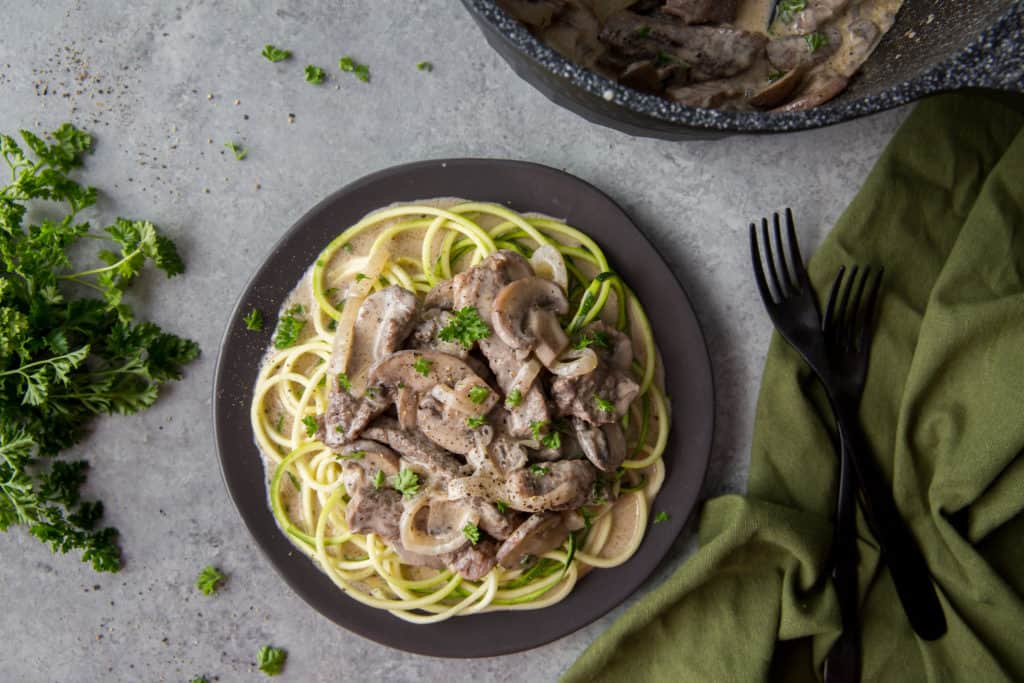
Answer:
xmin=430 ymin=376 xmax=496 ymax=416
xmin=529 ymin=244 xmax=569 ymax=292
xmin=399 ymin=496 xmax=478 ymax=556
xmin=509 ymin=358 xmax=543 ymax=396
xmin=547 ymin=347 xmax=599 ymax=377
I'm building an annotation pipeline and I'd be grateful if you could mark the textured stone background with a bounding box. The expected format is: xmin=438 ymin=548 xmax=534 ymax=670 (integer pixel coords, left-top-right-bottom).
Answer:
xmin=0 ymin=1 xmax=909 ymax=681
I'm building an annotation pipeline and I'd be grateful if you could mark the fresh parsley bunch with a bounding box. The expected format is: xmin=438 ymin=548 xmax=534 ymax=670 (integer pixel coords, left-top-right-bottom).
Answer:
xmin=0 ymin=123 xmax=199 ymax=572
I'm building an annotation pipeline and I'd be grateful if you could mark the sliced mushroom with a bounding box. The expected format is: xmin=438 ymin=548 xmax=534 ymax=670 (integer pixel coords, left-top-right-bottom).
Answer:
xmin=496 ymin=511 xmax=585 ymax=569
xmin=416 ymin=394 xmax=491 ymax=456
xmin=749 ymin=67 xmax=806 ymax=109
xmin=766 ymin=28 xmax=841 ymax=72
xmin=368 ymin=349 xmax=487 ymax=396
xmin=573 ymin=417 xmax=628 ymax=472
xmin=492 ymin=276 xmax=570 ymax=367
xmin=505 ymin=460 xmax=596 ymax=513
xmin=774 ymin=71 xmax=849 ymax=112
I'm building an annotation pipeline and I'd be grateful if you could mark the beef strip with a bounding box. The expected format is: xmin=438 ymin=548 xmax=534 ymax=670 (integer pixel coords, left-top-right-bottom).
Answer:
xmin=783 ymin=0 xmax=852 ymax=35
xmin=766 ymin=27 xmax=841 ymax=71
xmin=505 ymin=459 xmax=596 ymax=513
xmin=409 ymin=308 xmax=469 ymax=359
xmin=551 ymin=362 xmax=639 ymax=426
xmin=496 ymin=511 xmax=586 ymax=568
xmin=599 ymin=11 xmax=767 ymax=83
xmin=662 ymin=0 xmax=739 ymax=25
xmin=362 ymin=417 xmax=469 ymax=483
xmin=443 ymin=539 xmax=499 ymax=581
xmin=452 ymin=250 xmax=552 ymax=438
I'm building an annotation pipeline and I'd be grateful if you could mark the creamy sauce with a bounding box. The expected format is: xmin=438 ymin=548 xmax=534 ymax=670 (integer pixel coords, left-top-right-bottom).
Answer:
xmin=258 ymin=198 xmax=667 ymax=574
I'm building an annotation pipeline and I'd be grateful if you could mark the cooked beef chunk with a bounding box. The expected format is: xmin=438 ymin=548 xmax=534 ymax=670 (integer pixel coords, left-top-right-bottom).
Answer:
xmin=409 ymin=308 xmax=469 ymax=359
xmin=452 ymin=251 xmax=552 ymax=438
xmin=663 ymin=0 xmax=738 ymax=25
xmin=496 ymin=511 xmax=586 ymax=568
xmin=465 ymin=497 xmax=519 ymax=540
xmin=573 ymin=417 xmax=628 ymax=472
xmin=600 ymin=11 xmax=766 ymax=82
xmin=443 ymin=538 xmax=499 ymax=580
xmin=505 ymin=460 xmax=596 ymax=512
xmin=362 ymin=417 xmax=469 ymax=483
xmin=766 ymin=27 xmax=841 ymax=71
xmin=551 ymin=363 xmax=639 ymax=426
xmin=321 ymin=389 xmax=388 ymax=448
xmin=355 ymin=285 xmax=419 ymax=361
xmin=579 ymin=320 xmax=633 ymax=369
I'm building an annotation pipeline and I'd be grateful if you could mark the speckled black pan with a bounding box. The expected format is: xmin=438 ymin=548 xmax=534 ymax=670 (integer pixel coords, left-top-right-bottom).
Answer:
xmin=212 ymin=160 xmax=714 ymax=657
xmin=462 ymin=0 xmax=1024 ymax=140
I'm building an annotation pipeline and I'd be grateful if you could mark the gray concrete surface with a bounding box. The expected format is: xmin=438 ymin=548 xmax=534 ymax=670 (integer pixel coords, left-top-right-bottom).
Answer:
xmin=0 ymin=1 xmax=910 ymax=681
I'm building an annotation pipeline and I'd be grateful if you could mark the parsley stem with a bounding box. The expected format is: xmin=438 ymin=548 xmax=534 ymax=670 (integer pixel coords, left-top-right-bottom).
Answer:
xmin=60 ymin=247 xmax=143 ymax=280
xmin=0 ymin=346 xmax=90 ymax=377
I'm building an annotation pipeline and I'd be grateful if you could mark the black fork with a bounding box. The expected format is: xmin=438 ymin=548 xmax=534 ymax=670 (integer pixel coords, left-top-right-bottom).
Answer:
xmin=750 ymin=211 xmax=947 ymax=648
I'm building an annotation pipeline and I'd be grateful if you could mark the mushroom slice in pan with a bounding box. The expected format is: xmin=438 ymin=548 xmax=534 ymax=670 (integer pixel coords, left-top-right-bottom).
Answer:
xmin=749 ymin=67 xmax=806 ymax=110
xmin=496 ymin=511 xmax=586 ymax=569
xmin=362 ymin=417 xmax=469 ymax=484
xmin=492 ymin=276 xmax=570 ymax=367
xmin=416 ymin=394 xmax=492 ymax=456
xmin=505 ymin=460 xmax=596 ymax=513
xmin=368 ymin=349 xmax=487 ymax=396
xmin=573 ymin=417 xmax=628 ymax=472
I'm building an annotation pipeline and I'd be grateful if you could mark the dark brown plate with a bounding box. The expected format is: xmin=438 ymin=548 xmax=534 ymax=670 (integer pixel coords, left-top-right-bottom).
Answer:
xmin=212 ymin=159 xmax=714 ymax=657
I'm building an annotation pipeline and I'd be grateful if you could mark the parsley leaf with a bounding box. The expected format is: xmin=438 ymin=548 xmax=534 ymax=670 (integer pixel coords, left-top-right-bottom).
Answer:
xmin=530 ymin=464 xmax=551 ymax=477
xmin=273 ymin=307 xmax=305 ymax=349
xmin=530 ymin=420 xmax=560 ymax=449
xmin=466 ymin=415 xmax=486 ymax=429
xmin=595 ymin=396 xmax=614 ymax=413
xmin=463 ymin=522 xmax=480 ymax=545
xmin=190 ymin=677 xmax=210 ymax=683
xmin=805 ymin=31 xmax=829 ymax=52
xmin=505 ymin=388 xmax=523 ymax=408
xmin=573 ymin=330 xmax=611 ymax=350
xmin=437 ymin=306 xmax=490 ymax=348
xmin=301 ymin=415 xmax=317 ymax=437
xmin=391 ymin=468 xmax=420 ymax=498
xmin=541 ymin=431 xmax=561 ymax=449
xmin=468 ymin=385 xmax=490 ymax=404
xmin=243 ymin=308 xmax=263 ymax=331
xmin=653 ymin=511 xmax=670 ymax=524
xmin=196 ymin=565 xmax=225 ymax=595
xmin=373 ymin=470 xmax=385 ymax=489
xmin=224 ymin=141 xmax=248 ymax=160
xmin=417 ymin=61 xmax=434 ymax=72
xmin=495 ymin=501 xmax=508 ymax=514
xmin=337 ymin=373 xmax=352 ymax=392
xmin=338 ymin=56 xmax=371 ymax=83
xmin=304 ymin=65 xmax=325 ymax=84
xmin=261 ymin=44 xmax=291 ymax=63
xmin=413 ymin=356 xmax=433 ymax=376
xmin=776 ymin=0 xmax=807 ymax=23
xmin=257 ymin=645 xmax=287 ymax=676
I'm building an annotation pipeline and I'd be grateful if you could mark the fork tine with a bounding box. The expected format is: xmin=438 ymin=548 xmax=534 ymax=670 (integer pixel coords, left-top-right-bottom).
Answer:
xmin=847 ymin=267 xmax=872 ymax=350
xmin=837 ymin=265 xmax=859 ymax=349
xmin=774 ymin=212 xmax=795 ymax=293
xmin=823 ymin=266 xmax=847 ymax=336
xmin=785 ymin=208 xmax=811 ymax=289
xmin=750 ymin=223 xmax=775 ymax=305
xmin=857 ymin=268 xmax=884 ymax=352
xmin=762 ymin=218 xmax=787 ymax=299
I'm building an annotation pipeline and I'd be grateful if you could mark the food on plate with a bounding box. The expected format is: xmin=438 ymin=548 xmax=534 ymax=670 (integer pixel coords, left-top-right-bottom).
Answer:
xmin=251 ymin=199 xmax=670 ymax=622
xmin=498 ymin=0 xmax=903 ymax=111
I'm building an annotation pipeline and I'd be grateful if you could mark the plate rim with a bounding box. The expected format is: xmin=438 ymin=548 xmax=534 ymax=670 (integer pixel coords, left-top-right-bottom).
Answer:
xmin=212 ymin=158 xmax=715 ymax=658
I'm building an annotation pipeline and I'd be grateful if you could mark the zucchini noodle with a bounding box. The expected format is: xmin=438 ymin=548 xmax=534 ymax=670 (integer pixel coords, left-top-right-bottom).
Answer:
xmin=250 ymin=199 xmax=671 ymax=623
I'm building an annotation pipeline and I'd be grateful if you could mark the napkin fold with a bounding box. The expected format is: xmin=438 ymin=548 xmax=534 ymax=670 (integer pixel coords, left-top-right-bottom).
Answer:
xmin=562 ymin=93 xmax=1024 ymax=683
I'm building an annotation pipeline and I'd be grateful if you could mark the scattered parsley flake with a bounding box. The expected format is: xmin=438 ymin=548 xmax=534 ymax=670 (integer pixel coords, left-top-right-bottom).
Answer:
xmin=339 ymin=56 xmax=370 ymax=82
xmin=373 ymin=470 xmax=385 ymax=489
xmin=262 ymin=44 xmax=291 ymax=63
xmin=224 ymin=141 xmax=248 ymax=160
xmin=541 ymin=431 xmax=561 ymax=449
xmin=530 ymin=464 xmax=551 ymax=477
xmin=417 ymin=61 xmax=433 ymax=72
xmin=653 ymin=511 xmax=670 ymax=524
xmin=595 ymin=396 xmax=614 ymax=413
xmin=505 ymin=388 xmax=523 ymax=408
xmin=257 ymin=645 xmax=287 ymax=676
xmin=301 ymin=415 xmax=317 ymax=437
xmin=286 ymin=471 xmax=301 ymax=490
xmin=463 ymin=522 xmax=481 ymax=545
xmin=243 ymin=308 xmax=263 ymax=331
xmin=304 ymin=65 xmax=326 ymax=84
xmin=354 ymin=273 xmax=367 ymax=282
xmin=495 ymin=501 xmax=508 ymax=514
xmin=776 ymin=0 xmax=807 ymax=23
xmin=468 ymin=385 xmax=490 ymax=405
xmin=413 ymin=356 xmax=433 ymax=376
xmin=466 ymin=415 xmax=486 ymax=429
xmin=805 ymin=31 xmax=829 ymax=52
xmin=392 ymin=468 xmax=420 ymax=498
xmin=437 ymin=306 xmax=490 ymax=348
xmin=574 ymin=330 xmax=611 ymax=350
xmin=196 ymin=565 xmax=225 ymax=595
xmin=337 ymin=373 xmax=352 ymax=392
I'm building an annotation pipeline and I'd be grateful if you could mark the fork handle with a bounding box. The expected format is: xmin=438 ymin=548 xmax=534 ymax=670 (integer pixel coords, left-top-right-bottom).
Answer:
xmin=834 ymin=403 xmax=947 ymax=641
xmin=823 ymin=442 xmax=861 ymax=683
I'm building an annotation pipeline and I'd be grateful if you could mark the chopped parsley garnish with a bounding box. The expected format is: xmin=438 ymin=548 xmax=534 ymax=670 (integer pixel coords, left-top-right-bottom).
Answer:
xmin=337 ymin=373 xmax=352 ymax=392
xmin=776 ymin=0 xmax=807 ymax=23
xmin=273 ymin=307 xmax=305 ymax=349
xmin=541 ymin=431 xmax=561 ymax=449
xmin=304 ymin=65 xmax=326 ymax=84
xmin=653 ymin=511 xmax=670 ymax=524
xmin=634 ymin=25 xmax=651 ymax=38
xmin=463 ymin=522 xmax=481 ymax=545
xmin=195 ymin=565 xmax=225 ymax=595
xmin=392 ymin=468 xmax=420 ymax=498
xmin=466 ymin=415 xmax=486 ymax=429
xmin=337 ymin=450 xmax=366 ymax=461
xmin=530 ymin=464 xmax=551 ymax=477
xmin=437 ymin=306 xmax=491 ymax=348
xmin=468 ymin=385 xmax=490 ymax=404
xmin=190 ymin=678 xmax=210 ymax=683
xmin=505 ymin=388 xmax=523 ymax=408
xmin=373 ymin=470 xmax=385 ymax=489
xmin=768 ymin=69 xmax=788 ymax=83
xmin=334 ymin=424 xmax=345 ymax=434
xmin=243 ymin=308 xmax=263 ymax=331
xmin=365 ymin=387 xmax=377 ymax=398
xmin=413 ymin=356 xmax=433 ymax=376
xmin=805 ymin=31 xmax=829 ymax=53
xmin=417 ymin=61 xmax=433 ymax=72
xmin=301 ymin=415 xmax=318 ymax=437
xmin=495 ymin=501 xmax=508 ymax=514
xmin=257 ymin=645 xmax=287 ymax=676
xmin=339 ymin=56 xmax=371 ymax=82
xmin=530 ymin=421 xmax=546 ymax=440
xmin=354 ymin=273 xmax=368 ymax=282
xmin=595 ymin=396 xmax=614 ymax=413
xmin=261 ymin=44 xmax=291 ymax=63
xmin=574 ymin=330 xmax=611 ymax=350
xmin=342 ymin=242 xmax=354 ymax=253
xmin=224 ymin=141 xmax=248 ymax=160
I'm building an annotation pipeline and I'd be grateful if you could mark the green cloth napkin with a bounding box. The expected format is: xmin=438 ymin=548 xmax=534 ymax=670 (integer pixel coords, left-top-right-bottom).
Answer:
xmin=562 ymin=93 xmax=1024 ymax=683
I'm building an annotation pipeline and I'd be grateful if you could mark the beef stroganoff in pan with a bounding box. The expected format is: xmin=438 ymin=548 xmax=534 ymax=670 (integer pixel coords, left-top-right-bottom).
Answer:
xmin=251 ymin=199 xmax=669 ymax=623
